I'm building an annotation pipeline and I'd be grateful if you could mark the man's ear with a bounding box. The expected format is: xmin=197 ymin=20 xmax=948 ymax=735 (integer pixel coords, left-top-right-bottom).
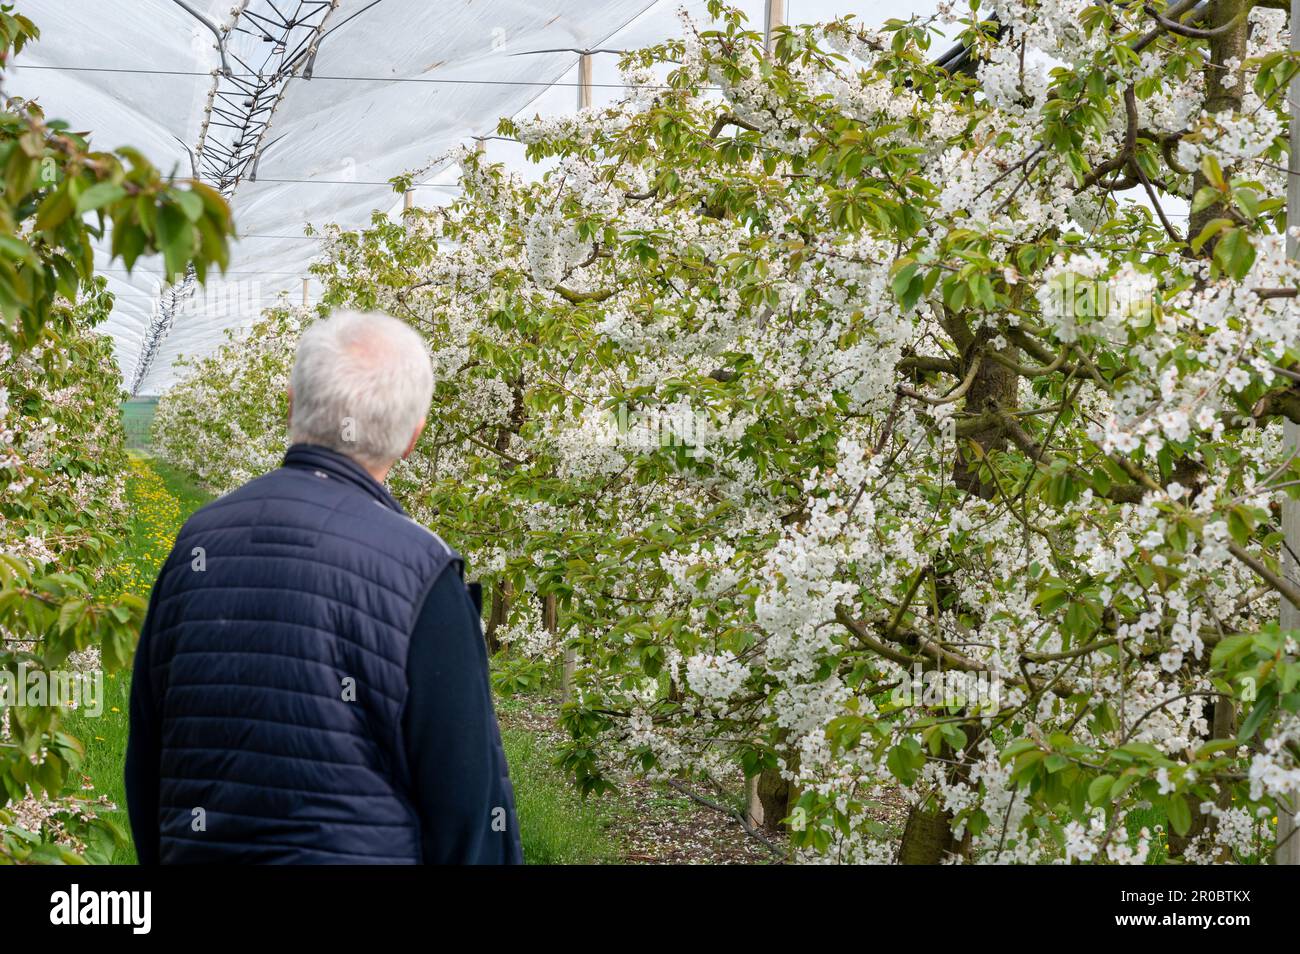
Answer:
xmin=402 ymin=417 xmax=426 ymax=460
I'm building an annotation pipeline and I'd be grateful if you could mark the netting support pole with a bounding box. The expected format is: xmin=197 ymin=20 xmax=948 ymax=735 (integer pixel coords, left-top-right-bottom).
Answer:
xmin=559 ymin=51 xmax=596 ymax=705
xmin=577 ymin=52 xmax=593 ymax=110
xmin=764 ymin=0 xmax=784 ymax=54
xmin=745 ymin=0 xmax=787 ymax=831
xmin=301 ymin=278 xmax=309 ymax=308
xmin=1277 ymin=0 xmax=1300 ymax=867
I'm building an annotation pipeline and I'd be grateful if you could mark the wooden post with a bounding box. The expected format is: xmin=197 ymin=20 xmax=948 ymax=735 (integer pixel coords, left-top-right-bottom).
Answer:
xmin=1277 ymin=0 xmax=1300 ymax=867
xmin=748 ymin=0 xmax=787 ymax=832
xmin=764 ymin=0 xmax=785 ymax=55
xmin=556 ymin=52 xmax=595 ymax=706
xmin=301 ymin=277 xmax=309 ymax=307
xmin=577 ymin=52 xmax=593 ymax=110
xmin=403 ymin=188 xmax=414 ymax=211
xmin=745 ymin=775 xmax=762 ymax=829
xmin=547 ymin=594 xmax=573 ymax=701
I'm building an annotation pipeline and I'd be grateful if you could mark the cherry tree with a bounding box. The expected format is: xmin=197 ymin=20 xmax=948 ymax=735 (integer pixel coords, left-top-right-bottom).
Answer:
xmin=0 ymin=6 xmax=234 ymax=859
xmin=158 ymin=0 xmax=1300 ymax=863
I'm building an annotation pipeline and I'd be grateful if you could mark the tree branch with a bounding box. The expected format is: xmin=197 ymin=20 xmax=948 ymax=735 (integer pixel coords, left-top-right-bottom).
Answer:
xmin=897 ymin=354 xmax=982 ymax=405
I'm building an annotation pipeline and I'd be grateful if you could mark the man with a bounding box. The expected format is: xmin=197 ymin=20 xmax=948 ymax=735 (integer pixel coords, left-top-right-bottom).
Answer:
xmin=125 ymin=308 xmax=522 ymax=864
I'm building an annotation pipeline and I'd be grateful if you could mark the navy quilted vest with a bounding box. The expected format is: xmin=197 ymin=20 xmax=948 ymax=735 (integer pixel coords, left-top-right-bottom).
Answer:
xmin=144 ymin=444 xmax=458 ymax=863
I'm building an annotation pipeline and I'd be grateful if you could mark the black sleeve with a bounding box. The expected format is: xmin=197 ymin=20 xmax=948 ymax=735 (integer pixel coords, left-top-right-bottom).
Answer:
xmin=124 ymin=575 xmax=164 ymax=866
xmin=402 ymin=565 xmax=523 ymax=864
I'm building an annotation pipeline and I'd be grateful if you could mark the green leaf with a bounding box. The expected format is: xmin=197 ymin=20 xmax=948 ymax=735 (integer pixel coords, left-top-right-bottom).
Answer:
xmin=1213 ymin=228 xmax=1256 ymax=281
xmin=1211 ymin=632 xmax=1253 ymax=668
xmin=1200 ymin=154 xmax=1226 ymax=190
xmin=1227 ymin=506 xmax=1254 ymax=547
xmin=34 ymin=184 xmax=74 ymax=232
xmin=1088 ymin=774 xmax=1115 ymax=805
xmin=171 ymin=189 xmax=204 ymax=223
xmin=55 ymin=597 xmax=84 ymax=634
xmin=156 ymin=203 xmax=195 ymax=280
xmin=75 ymin=182 xmax=126 ymax=214
xmin=1237 ymin=684 xmax=1278 ymax=742
xmin=1189 ymin=217 xmax=1233 ymax=254
xmin=1167 ymin=794 xmax=1192 ymax=837
xmin=0 ymin=233 xmax=33 ymax=263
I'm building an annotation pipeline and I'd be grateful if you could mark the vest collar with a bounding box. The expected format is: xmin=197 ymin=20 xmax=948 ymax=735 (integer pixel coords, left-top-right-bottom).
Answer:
xmin=282 ymin=444 xmax=408 ymax=515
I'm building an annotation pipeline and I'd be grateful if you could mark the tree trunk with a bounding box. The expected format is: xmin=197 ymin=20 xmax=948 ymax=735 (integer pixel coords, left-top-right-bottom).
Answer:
xmin=484 ymin=579 xmax=512 ymax=654
xmin=745 ymin=774 xmax=762 ymax=829
xmin=546 ymin=593 xmax=573 ymax=703
xmin=1167 ymin=694 xmax=1236 ymax=859
xmin=757 ymin=765 xmax=792 ymax=833
xmin=953 ymin=327 xmax=1019 ymax=498
xmin=899 ymin=317 xmax=1016 ymax=861
xmin=899 ymin=800 xmax=958 ymax=864
xmin=1187 ymin=0 xmax=1249 ymax=245
xmin=1165 ymin=3 xmax=1249 ymax=858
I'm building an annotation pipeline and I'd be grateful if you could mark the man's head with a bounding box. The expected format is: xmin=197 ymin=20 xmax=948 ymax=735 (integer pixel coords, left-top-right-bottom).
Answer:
xmin=288 ymin=309 xmax=433 ymax=478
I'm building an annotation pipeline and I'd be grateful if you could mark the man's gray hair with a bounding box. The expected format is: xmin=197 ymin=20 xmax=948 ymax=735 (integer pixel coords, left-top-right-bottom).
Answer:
xmin=289 ymin=309 xmax=433 ymax=467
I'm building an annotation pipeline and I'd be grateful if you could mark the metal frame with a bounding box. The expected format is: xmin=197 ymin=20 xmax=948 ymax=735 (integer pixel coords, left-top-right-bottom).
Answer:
xmin=131 ymin=0 xmax=341 ymax=394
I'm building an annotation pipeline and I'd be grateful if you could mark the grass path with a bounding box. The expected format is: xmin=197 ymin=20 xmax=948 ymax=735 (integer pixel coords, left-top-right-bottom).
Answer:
xmin=73 ymin=451 xmax=624 ymax=864
xmin=498 ymin=697 xmax=785 ymax=864
xmin=65 ymin=453 xmax=210 ymax=864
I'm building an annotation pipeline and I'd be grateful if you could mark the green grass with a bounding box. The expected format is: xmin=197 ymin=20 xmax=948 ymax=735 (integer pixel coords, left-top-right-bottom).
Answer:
xmin=500 ymin=727 xmax=621 ymax=864
xmin=1126 ymin=802 xmax=1272 ymax=865
xmin=1124 ymin=806 xmax=1170 ymax=865
xmin=72 ymin=453 xmax=619 ymax=865
xmin=63 ymin=668 xmax=134 ymax=863
xmin=64 ymin=451 xmax=213 ymax=864
xmin=149 ymin=456 xmax=216 ymax=514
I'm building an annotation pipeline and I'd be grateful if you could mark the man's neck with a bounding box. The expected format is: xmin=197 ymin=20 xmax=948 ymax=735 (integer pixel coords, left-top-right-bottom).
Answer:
xmin=285 ymin=442 xmax=394 ymax=487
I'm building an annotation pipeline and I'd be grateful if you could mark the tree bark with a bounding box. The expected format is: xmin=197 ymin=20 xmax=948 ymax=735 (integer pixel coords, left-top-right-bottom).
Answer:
xmin=1187 ymin=0 xmax=1250 ymax=246
xmin=745 ymin=774 xmax=763 ymax=828
xmin=952 ymin=326 xmax=1019 ymax=498
xmin=484 ymin=579 xmax=512 ymax=654
xmin=547 ymin=593 xmax=574 ymax=702
xmin=899 ymin=316 xmax=1017 ymax=862
xmin=899 ymin=800 xmax=958 ymax=864
xmin=757 ymin=765 xmax=792 ymax=833
xmin=1166 ymin=0 xmax=1249 ymax=857
xmin=1167 ymin=695 xmax=1236 ymax=859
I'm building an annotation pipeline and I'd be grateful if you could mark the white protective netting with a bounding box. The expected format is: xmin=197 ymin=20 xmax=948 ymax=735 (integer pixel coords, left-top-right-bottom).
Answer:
xmin=6 ymin=0 xmax=935 ymax=393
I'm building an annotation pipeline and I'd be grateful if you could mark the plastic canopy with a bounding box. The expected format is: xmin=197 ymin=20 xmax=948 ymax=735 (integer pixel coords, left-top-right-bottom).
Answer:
xmin=6 ymin=0 xmax=937 ymax=394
